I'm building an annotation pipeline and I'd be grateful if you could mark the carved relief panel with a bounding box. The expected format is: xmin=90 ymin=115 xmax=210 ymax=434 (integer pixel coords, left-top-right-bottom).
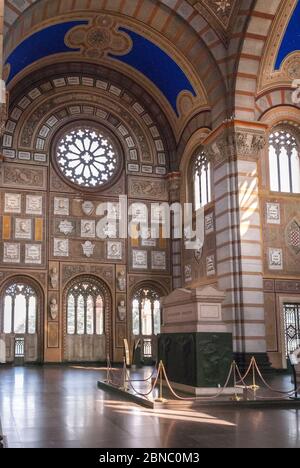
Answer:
xmin=1 ymin=191 xmax=47 ymax=269
xmin=127 ymin=199 xmax=171 ymax=275
xmin=262 ymin=197 xmax=300 ymax=276
xmin=50 ymin=194 xmax=127 ymax=264
xmin=183 ymin=208 xmax=216 ymax=287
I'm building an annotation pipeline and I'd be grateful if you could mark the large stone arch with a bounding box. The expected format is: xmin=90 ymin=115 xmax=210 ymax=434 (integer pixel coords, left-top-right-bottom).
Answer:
xmin=234 ymin=0 xmax=287 ymax=121
xmin=3 ymin=0 xmax=227 ymax=128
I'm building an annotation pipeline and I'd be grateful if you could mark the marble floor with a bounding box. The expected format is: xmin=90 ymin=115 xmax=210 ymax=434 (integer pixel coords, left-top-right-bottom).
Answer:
xmin=0 ymin=365 xmax=300 ymax=448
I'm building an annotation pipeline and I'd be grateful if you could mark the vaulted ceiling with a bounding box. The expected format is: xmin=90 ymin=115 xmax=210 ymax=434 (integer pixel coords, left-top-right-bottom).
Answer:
xmin=3 ymin=0 xmax=300 ymax=140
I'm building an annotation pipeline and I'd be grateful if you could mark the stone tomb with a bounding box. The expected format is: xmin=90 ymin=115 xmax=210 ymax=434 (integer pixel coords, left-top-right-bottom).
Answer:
xmin=158 ymin=286 xmax=237 ymax=396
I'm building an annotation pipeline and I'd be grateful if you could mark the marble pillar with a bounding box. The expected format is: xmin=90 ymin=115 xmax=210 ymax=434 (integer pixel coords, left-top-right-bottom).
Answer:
xmin=204 ymin=120 xmax=270 ymax=370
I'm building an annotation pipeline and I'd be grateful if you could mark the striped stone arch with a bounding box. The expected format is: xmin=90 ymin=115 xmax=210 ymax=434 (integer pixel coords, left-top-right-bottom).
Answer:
xmin=4 ymin=81 xmax=165 ymax=169
xmin=225 ymin=0 xmax=256 ymax=115
xmin=259 ymin=105 xmax=300 ymax=129
xmin=3 ymin=0 xmax=227 ymax=128
xmin=3 ymin=62 xmax=180 ymax=169
xmin=234 ymin=0 xmax=285 ymax=121
xmin=177 ymin=110 xmax=211 ymax=162
xmin=255 ymin=89 xmax=300 ymax=121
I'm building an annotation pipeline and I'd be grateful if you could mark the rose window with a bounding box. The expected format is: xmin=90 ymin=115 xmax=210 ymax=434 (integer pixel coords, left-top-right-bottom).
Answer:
xmin=56 ymin=126 xmax=120 ymax=188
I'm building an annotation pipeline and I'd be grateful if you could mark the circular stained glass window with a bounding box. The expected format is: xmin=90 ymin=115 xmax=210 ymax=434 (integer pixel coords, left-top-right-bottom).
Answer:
xmin=55 ymin=126 xmax=121 ymax=189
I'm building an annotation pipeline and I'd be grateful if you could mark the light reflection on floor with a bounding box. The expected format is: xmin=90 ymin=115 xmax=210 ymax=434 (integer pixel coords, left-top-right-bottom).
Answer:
xmin=0 ymin=365 xmax=300 ymax=448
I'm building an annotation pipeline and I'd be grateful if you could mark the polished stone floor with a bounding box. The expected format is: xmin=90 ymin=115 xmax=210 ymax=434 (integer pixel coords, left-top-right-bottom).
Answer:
xmin=0 ymin=365 xmax=300 ymax=448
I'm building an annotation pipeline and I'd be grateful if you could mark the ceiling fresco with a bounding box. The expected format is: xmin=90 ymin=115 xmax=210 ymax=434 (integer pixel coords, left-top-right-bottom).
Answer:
xmin=275 ymin=0 xmax=300 ymax=69
xmin=4 ymin=19 xmax=197 ymax=116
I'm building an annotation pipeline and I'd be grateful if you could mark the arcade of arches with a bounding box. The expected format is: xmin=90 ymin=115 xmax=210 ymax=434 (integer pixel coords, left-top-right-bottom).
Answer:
xmin=1 ymin=0 xmax=300 ymax=376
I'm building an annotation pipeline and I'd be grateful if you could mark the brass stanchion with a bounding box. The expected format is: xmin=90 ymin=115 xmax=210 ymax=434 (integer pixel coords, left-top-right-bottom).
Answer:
xmin=106 ymin=354 xmax=111 ymax=384
xmin=120 ymin=357 xmax=128 ymax=392
xmin=231 ymin=362 xmax=241 ymax=402
xmin=155 ymin=361 xmax=167 ymax=403
xmin=250 ymin=357 xmax=260 ymax=400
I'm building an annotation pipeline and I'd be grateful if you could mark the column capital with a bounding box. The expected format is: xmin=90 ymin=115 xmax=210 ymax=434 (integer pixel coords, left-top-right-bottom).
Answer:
xmin=203 ymin=120 xmax=269 ymax=165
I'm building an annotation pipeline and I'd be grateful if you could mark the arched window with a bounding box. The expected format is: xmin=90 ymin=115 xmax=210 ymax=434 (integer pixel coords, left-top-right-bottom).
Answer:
xmin=3 ymin=283 xmax=37 ymax=334
xmin=132 ymin=287 xmax=161 ymax=337
xmin=67 ymin=279 xmax=104 ymax=336
xmin=269 ymin=129 xmax=300 ymax=193
xmin=193 ymin=151 xmax=211 ymax=210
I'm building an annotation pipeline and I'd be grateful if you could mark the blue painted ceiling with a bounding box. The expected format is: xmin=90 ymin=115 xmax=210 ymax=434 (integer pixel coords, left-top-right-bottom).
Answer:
xmin=276 ymin=0 xmax=300 ymax=70
xmin=5 ymin=21 xmax=196 ymax=116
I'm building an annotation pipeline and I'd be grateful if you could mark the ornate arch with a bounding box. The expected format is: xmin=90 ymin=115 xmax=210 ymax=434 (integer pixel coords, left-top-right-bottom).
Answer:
xmin=3 ymin=62 xmax=178 ymax=169
xmin=0 ymin=275 xmax=44 ymax=360
xmin=259 ymin=105 xmax=300 ymax=130
xmin=62 ymin=274 xmax=113 ymax=359
xmin=179 ymin=127 xmax=211 ymax=204
xmin=130 ymin=279 xmax=169 ymax=300
xmin=3 ymin=2 xmax=227 ymax=129
xmin=234 ymin=0 xmax=288 ymax=121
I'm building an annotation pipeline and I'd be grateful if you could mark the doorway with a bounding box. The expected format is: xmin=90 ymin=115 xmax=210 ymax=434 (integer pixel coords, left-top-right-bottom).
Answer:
xmin=131 ymin=286 xmax=162 ymax=364
xmin=0 ymin=281 xmax=41 ymax=365
xmin=64 ymin=275 xmax=112 ymax=362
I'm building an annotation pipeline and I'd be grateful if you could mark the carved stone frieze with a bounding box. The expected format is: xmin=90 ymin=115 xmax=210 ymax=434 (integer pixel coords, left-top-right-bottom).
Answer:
xmin=274 ymin=280 xmax=300 ymax=294
xmin=1 ymin=164 xmax=46 ymax=189
xmin=21 ymin=100 xmax=55 ymax=147
xmin=128 ymin=176 xmax=168 ymax=200
xmin=0 ymin=270 xmax=47 ymax=288
xmin=62 ymin=263 xmax=115 ymax=289
xmin=128 ymin=274 xmax=171 ymax=294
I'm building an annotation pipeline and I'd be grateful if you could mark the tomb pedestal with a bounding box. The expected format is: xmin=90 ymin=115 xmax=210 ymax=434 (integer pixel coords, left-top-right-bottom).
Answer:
xmin=158 ymin=286 xmax=238 ymax=396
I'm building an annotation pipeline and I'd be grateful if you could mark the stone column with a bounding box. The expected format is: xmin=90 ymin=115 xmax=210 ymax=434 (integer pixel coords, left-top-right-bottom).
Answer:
xmin=204 ymin=120 xmax=269 ymax=369
xmin=167 ymin=172 xmax=182 ymax=290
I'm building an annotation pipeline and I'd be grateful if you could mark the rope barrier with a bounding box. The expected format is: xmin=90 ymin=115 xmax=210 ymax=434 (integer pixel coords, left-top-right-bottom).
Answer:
xmin=125 ymin=364 xmax=161 ymax=398
xmin=126 ymin=362 xmax=159 ymax=383
xmin=160 ymin=361 xmax=235 ymax=401
xmin=103 ymin=355 xmax=300 ymax=403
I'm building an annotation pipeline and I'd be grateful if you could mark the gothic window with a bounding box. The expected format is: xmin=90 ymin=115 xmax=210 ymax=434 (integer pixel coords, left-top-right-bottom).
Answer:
xmin=67 ymin=279 xmax=104 ymax=336
xmin=2 ymin=283 xmax=37 ymax=335
xmin=55 ymin=125 xmax=120 ymax=189
xmin=193 ymin=151 xmax=211 ymax=210
xmin=269 ymin=129 xmax=300 ymax=193
xmin=132 ymin=288 xmax=161 ymax=337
